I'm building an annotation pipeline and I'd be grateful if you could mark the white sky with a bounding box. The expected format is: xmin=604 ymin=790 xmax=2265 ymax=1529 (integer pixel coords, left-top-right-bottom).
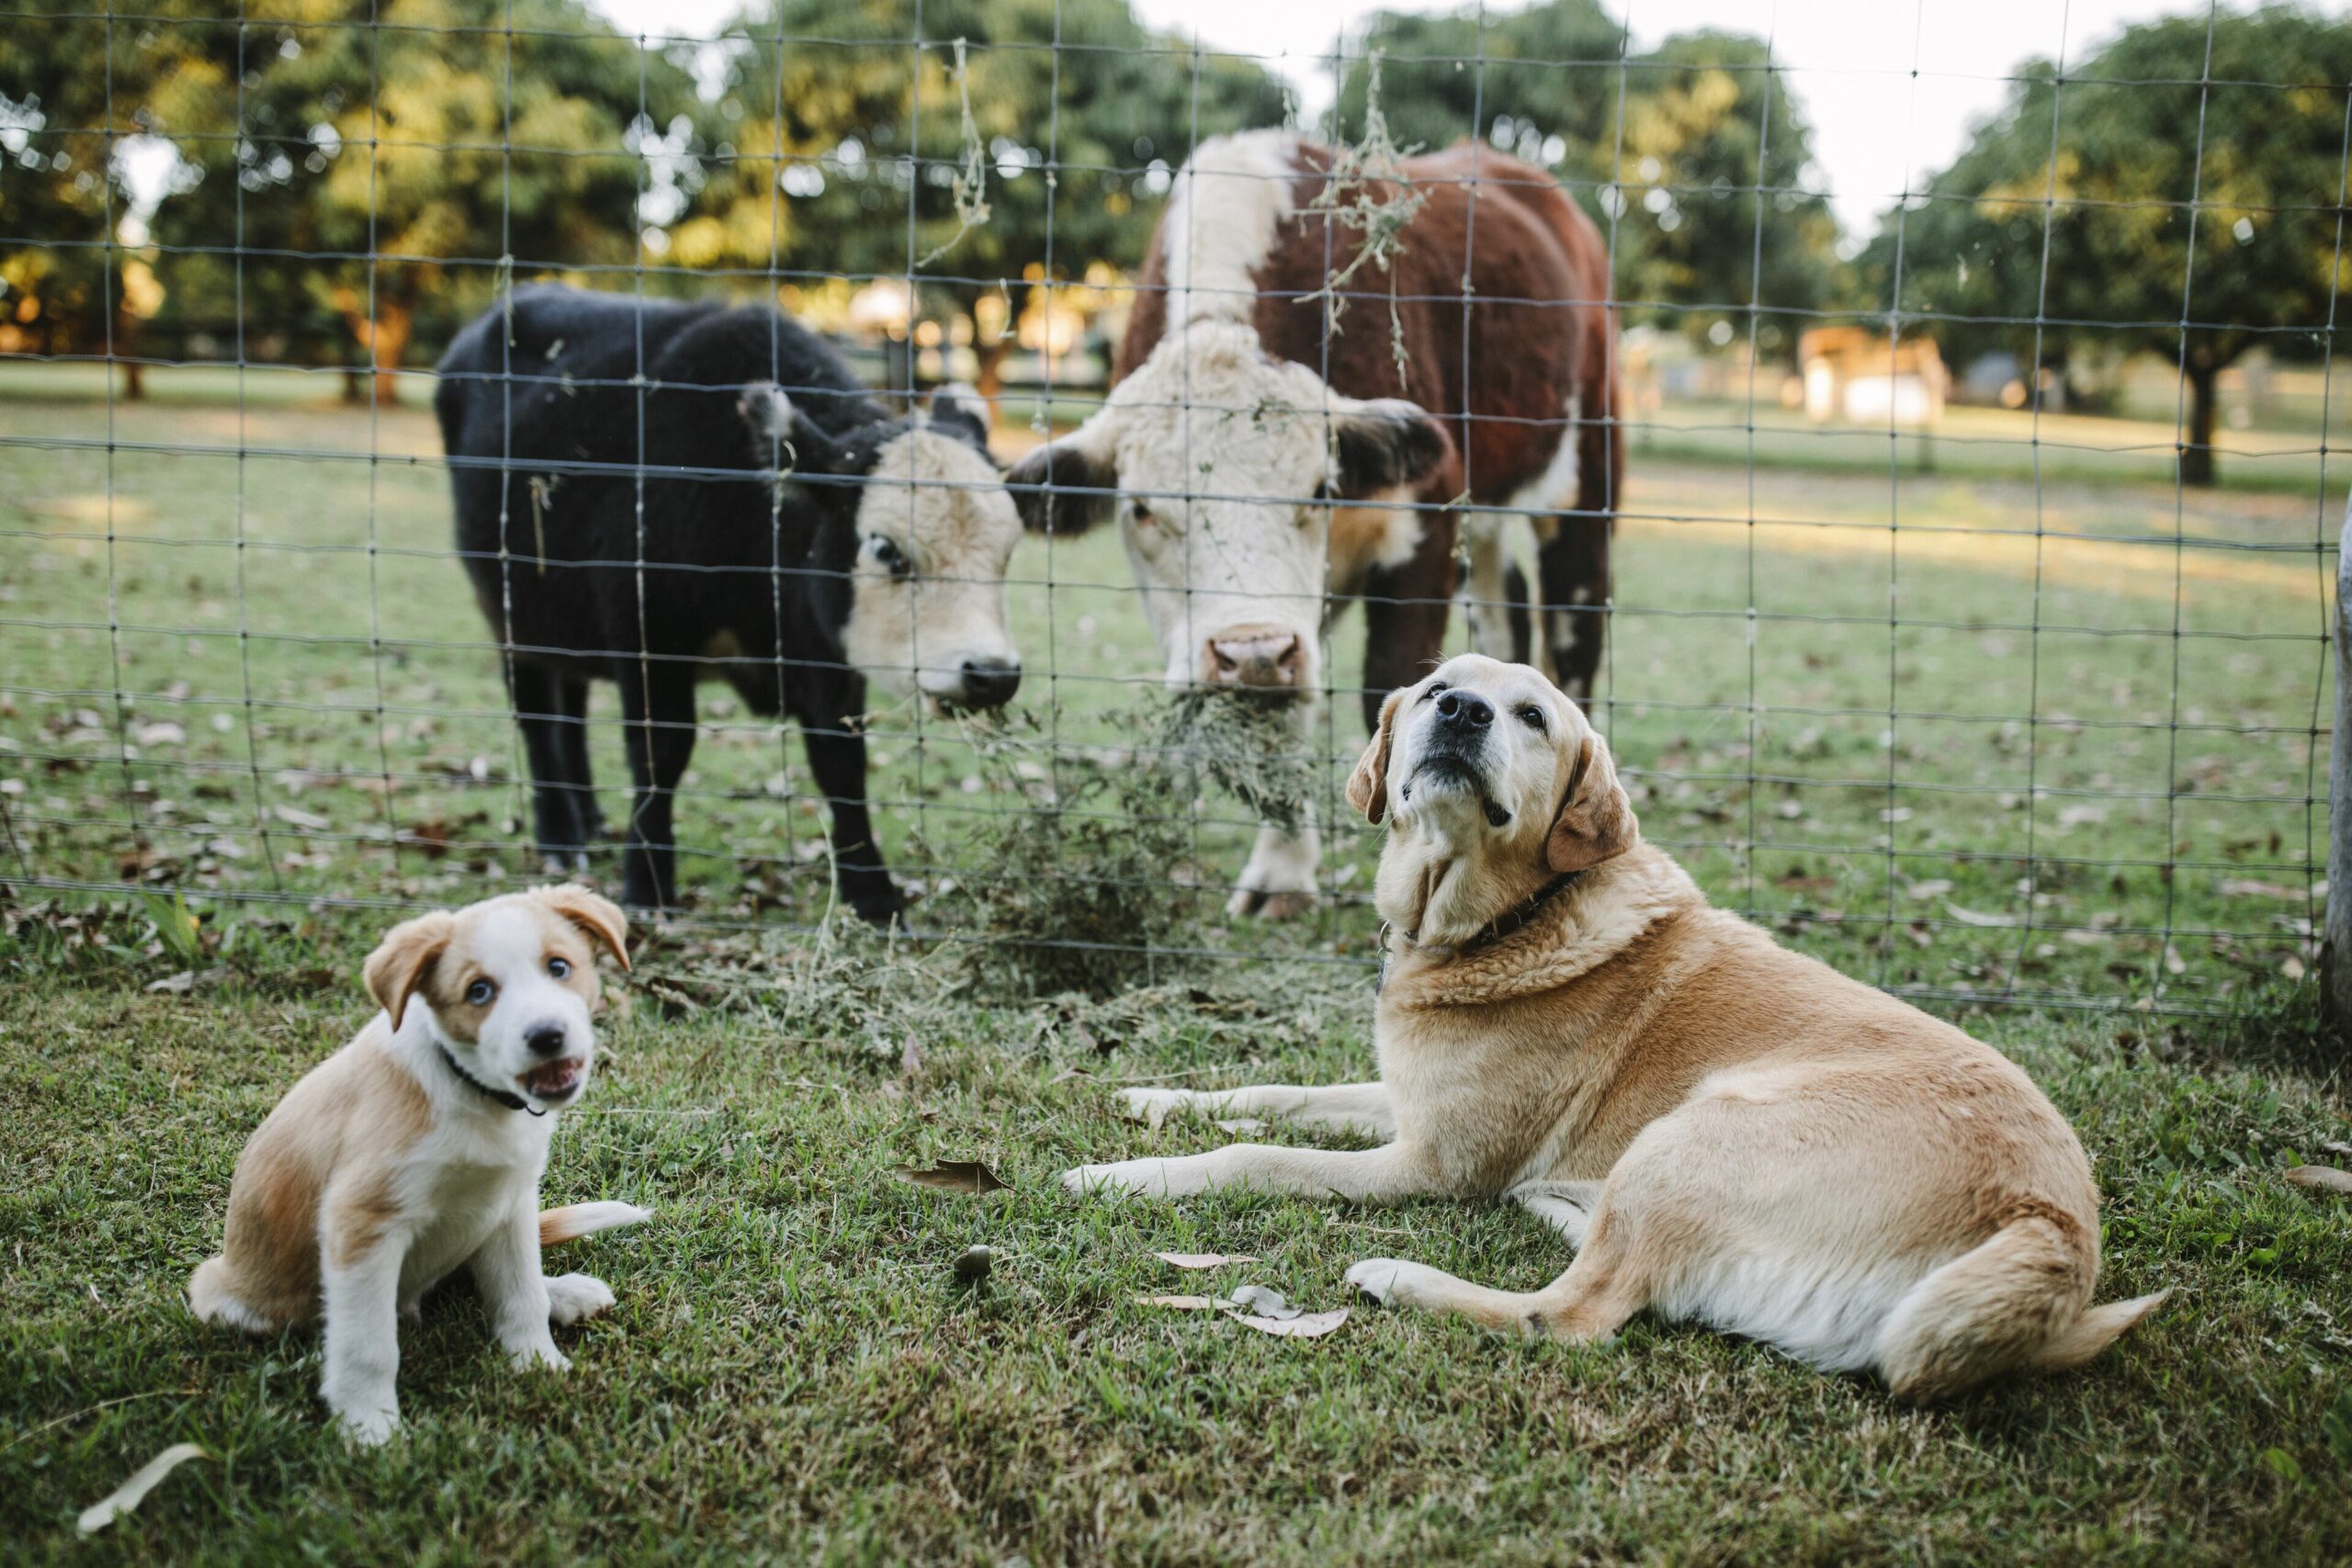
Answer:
xmin=591 ymin=1 xmax=2352 ymax=236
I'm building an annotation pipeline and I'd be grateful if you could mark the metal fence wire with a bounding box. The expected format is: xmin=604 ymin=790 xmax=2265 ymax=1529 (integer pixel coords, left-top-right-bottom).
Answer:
xmin=0 ymin=1 xmax=2343 ymax=1019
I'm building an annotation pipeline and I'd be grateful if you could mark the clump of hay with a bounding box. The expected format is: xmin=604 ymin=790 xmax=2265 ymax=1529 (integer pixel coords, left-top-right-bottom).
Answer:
xmin=921 ymin=704 xmax=1205 ymax=999
xmin=1159 ymin=689 xmax=1320 ymax=833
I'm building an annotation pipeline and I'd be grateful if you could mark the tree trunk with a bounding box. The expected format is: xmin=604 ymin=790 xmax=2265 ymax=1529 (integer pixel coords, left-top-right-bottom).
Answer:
xmin=368 ymin=298 xmax=413 ymax=408
xmin=2181 ymin=361 xmax=2219 ymax=488
xmin=115 ymin=304 xmax=144 ymax=400
xmin=971 ymin=333 xmax=1011 ymax=400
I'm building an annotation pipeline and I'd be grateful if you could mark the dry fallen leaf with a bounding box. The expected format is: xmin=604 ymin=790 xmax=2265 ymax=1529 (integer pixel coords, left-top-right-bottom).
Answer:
xmin=2284 ymin=1165 xmax=2352 ymax=1196
xmin=1944 ymin=901 xmax=2023 ymax=929
xmin=897 ymin=1160 xmax=1009 ymax=1194
xmin=1224 ymin=1283 xmax=1301 ymax=1320
xmin=1155 ymin=1252 xmax=1261 ymax=1270
xmin=1136 ymin=1293 xmax=1223 ymax=1310
xmin=270 ymin=804 xmax=331 ymax=832
xmin=145 ymin=971 xmax=195 ymax=995
xmin=1227 ymin=1306 xmax=1350 ymax=1338
xmin=79 ymin=1442 xmax=209 ymax=1534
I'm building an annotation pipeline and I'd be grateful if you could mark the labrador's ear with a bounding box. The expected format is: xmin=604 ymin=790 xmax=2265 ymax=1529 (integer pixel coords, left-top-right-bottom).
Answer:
xmin=532 ymin=884 xmax=631 ymax=971
xmin=1346 ymin=687 xmax=1410 ymax=825
xmin=364 ymin=912 xmax=455 ymax=1032
xmin=1004 ymin=419 xmax=1119 ymax=535
xmin=1545 ymin=728 xmax=1637 ymax=873
xmin=1330 ymin=398 xmax=1453 ymax=500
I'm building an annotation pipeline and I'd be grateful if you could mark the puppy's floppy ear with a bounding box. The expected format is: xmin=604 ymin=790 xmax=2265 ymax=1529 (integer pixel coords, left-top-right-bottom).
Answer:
xmin=1346 ymin=687 xmax=1409 ymax=825
xmin=1004 ymin=418 xmax=1119 ymax=535
xmin=364 ymin=912 xmax=454 ymax=1032
xmin=1546 ymin=727 xmax=1637 ymax=873
xmin=532 ymin=884 xmax=631 ymax=971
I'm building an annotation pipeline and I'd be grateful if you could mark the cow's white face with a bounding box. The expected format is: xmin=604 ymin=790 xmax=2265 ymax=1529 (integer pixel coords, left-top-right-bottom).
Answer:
xmin=1008 ymin=321 xmax=1451 ymax=696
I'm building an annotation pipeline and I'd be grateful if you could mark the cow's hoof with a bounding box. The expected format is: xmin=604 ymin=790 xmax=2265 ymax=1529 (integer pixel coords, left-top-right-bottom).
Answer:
xmin=844 ymin=884 xmax=906 ymax=929
xmin=1227 ymin=886 xmax=1316 ymax=920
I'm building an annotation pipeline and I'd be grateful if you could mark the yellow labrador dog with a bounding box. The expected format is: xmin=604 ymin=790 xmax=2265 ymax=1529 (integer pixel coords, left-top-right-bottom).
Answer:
xmin=190 ymin=886 xmax=647 ymax=1443
xmin=1067 ymin=655 xmax=2165 ymax=1399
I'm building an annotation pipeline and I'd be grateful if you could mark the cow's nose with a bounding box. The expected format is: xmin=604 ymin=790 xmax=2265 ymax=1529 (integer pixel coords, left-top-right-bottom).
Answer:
xmin=525 ymin=1022 xmax=569 ymax=1056
xmin=959 ymin=656 xmax=1022 ymax=710
xmin=1204 ymin=626 xmax=1305 ymax=689
xmin=1435 ymin=689 xmax=1493 ymax=729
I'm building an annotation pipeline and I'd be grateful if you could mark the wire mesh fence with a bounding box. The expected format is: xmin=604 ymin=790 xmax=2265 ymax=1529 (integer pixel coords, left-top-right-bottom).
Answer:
xmin=0 ymin=1 xmax=2342 ymax=1018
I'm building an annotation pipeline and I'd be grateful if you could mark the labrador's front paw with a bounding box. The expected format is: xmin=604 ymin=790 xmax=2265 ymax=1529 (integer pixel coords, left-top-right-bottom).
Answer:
xmin=1061 ymin=1159 xmax=1175 ymax=1199
xmin=545 ymin=1272 xmax=616 ymax=1325
xmin=1344 ymin=1258 xmax=1450 ymax=1308
xmin=1117 ymin=1088 xmax=1194 ymax=1129
xmin=507 ymin=1339 xmax=572 ymax=1374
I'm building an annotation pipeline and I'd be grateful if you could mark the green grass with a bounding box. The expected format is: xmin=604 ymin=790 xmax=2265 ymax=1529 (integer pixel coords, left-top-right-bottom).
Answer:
xmin=0 ymin=949 xmax=2347 ymax=1562
xmin=1 ymin=367 xmax=2347 ymax=1561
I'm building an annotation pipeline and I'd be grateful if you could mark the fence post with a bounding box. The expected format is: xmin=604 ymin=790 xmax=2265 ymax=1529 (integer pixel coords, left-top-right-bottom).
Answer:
xmin=2328 ymin=489 xmax=2352 ymax=1043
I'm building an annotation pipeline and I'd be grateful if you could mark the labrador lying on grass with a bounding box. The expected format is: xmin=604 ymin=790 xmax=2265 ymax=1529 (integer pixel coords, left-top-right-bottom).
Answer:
xmin=189 ymin=886 xmax=649 ymax=1443
xmin=1067 ymin=655 xmax=2165 ymax=1400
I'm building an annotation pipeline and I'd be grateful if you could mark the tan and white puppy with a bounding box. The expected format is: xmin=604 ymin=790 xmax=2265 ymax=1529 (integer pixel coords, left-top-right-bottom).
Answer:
xmin=1066 ymin=655 xmax=2166 ymax=1400
xmin=189 ymin=886 xmax=648 ymax=1444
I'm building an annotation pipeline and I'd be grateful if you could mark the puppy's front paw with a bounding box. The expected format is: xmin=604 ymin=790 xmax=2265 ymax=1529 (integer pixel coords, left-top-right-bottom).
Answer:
xmin=1345 ymin=1258 xmax=1448 ymax=1308
xmin=1117 ymin=1088 xmax=1193 ymax=1129
xmin=508 ymin=1340 xmax=572 ymax=1373
xmin=545 ymin=1272 xmax=616 ymax=1325
xmin=334 ymin=1404 xmax=401 ymax=1448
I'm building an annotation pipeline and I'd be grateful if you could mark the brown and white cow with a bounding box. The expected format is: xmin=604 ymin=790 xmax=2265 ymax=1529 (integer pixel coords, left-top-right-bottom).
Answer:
xmin=1009 ymin=130 xmax=1620 ymax=915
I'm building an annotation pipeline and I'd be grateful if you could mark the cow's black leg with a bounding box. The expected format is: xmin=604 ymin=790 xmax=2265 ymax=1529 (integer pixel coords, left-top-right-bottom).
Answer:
xmin=616 ymin=660 xmax=697 ymax=910
xmin=511 ymin=661 xmax=592 ymax=871
xmin=549 ymin=673 xmax=605 ymax=843
xmin=800 ymin=711 xmax=902 ymax=928
xmin=1502 ymin=560 xmax=1533 ymax=667
xmin=1537 ymin=515 xmax=1609 ymax=705
xmin=1358 ymin=510 xmax=1459 ymax=731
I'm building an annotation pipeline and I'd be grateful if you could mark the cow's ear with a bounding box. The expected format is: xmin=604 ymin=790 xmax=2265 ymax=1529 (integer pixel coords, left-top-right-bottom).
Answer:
xmin=1005 ymin=421 xmax=1120 ymax=535
xmin=739 ymin=380 xmax=851 ymax=474
xmin=1330 ymin=398 xmax=1453 ymax=500
xmin=924 ymin=381 xmax=994 ymax=451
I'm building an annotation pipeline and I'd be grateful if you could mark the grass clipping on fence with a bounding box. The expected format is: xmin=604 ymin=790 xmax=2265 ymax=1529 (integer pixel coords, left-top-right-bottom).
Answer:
xmin=925 ymin=694 xmax=1318 ymax=998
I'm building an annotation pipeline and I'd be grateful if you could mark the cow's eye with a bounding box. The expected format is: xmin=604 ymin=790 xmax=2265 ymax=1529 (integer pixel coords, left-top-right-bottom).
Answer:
xmin=861 ymin=533 xmax=911 ymax=578
xmin=1517 ymin=705 xmax=1546 ymax=731
xmin=1129 ymin=499 xmax=1153 ymax=526
xmin=547 ymin=955 xmax=571 ymax=979
xmin=465 ymin=978 xmax=496 ymax=1006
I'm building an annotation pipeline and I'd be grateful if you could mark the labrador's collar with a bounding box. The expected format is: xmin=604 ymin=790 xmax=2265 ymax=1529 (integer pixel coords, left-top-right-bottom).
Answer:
xmin=437 ymin=1044 xmax=545 ymax=1116
xmin=1378 ymin=870 xmax=1584 ymax=992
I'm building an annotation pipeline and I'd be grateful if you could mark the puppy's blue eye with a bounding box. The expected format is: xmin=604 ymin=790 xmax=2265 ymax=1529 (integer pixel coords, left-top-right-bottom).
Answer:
xmin=548 ymin=956 xmax=571 ymax=979
xmin=465 ymin=979 xmax=496 ymax=1006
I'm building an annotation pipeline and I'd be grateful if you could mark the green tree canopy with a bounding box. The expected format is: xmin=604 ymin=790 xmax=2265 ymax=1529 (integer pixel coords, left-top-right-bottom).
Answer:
xmin=1866 ymin=4 xmax=2352 ymax=484
xmin=679 ymin=0 xmax=1290 ymax=390
xmin=141 ymin=0 xmax=700 ymax=400
xmin=1333 ymin=3 xmax=1844 ymax=356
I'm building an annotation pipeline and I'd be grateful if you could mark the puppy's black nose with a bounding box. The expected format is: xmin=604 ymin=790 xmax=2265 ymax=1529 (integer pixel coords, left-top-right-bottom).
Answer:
xmin=525 ymin=1023 xmax=568 ymax=1056
xmin=959 ymin=657 xmax=1023 ymax=710
xmin=1434 ymin=690 xmax=1493 ymax=729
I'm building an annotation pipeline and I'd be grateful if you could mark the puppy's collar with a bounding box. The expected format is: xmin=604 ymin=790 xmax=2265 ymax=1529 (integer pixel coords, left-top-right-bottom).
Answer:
xmin=436 ymin=1044 xmax=546 ymax=1117
xmin=1379 ymin=870 xmax=1584 ymax=992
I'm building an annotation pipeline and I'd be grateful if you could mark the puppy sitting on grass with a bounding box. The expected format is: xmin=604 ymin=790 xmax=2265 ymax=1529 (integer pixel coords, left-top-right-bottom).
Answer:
xmin=189 ymin=886 xmax=649 ymax=1444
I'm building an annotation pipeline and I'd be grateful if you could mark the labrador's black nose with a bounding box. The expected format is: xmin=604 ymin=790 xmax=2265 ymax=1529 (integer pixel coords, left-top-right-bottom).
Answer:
xmin=1434 ymin=689 xmax=1494 ymax=729
xmin=525 ymin=1022 xmax=569 ymax=1056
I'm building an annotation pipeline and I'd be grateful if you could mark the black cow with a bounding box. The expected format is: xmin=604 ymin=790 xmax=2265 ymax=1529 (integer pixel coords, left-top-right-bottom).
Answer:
xmin=435 ymin=285 xmax=1024 ymax=920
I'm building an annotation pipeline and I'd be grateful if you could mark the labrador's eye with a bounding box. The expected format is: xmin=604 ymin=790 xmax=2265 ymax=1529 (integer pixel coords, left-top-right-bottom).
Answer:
xmin=1517 ymin=705 xmax=1546 ymax=731
xmin=547 ymin=956 xmax=571 ymax=979
xmin=1422 ymin=681 xmax=1448 ymax=703
xmin=861 ymin=533 xmax=911 ymax=578
xmin=465 ymin=978 xmax=496 ymax=1006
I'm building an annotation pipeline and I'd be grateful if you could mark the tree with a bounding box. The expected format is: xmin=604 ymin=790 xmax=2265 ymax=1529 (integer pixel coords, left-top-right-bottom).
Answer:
xmin=143 ymin=0 xmax=699 ymax=402
xmin=1333 ymin=5 xmax=1844 ymax=356
xmin=1874 ymin=5 xmax=2352 ymax=485
xmin=676 ymin=0 xmax=1290 ymax=396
